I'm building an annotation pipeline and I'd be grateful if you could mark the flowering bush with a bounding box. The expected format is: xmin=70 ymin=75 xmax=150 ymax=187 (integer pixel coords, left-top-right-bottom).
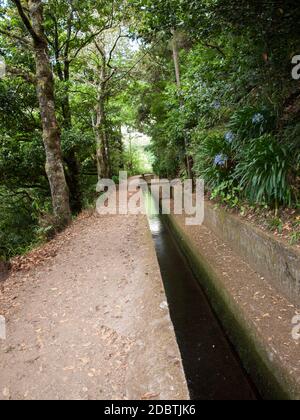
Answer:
xmin=229 ymin=106 xmax=276 ymax=143
xmin=252 ymin=113 xmax=264 ymax=125
xmin=212 ymin=100 xmax=221 ymax=110
xmin=225 ymin=131 xmax=235 ymax=144
xmin=191 ymin=129 xmax=233 ymax=190
xmin=214 ymin=153 xmax=228 ymax=167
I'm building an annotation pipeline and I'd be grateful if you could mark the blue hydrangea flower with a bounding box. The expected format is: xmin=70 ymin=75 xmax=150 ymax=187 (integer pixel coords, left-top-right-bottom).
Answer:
xmin=214 ymin=154 xmax=228 ymax=167
xmin=212 ymin=100 xmax=221 ymax=110
xmin=225 ymin=131 xmax=235 ymax=144
xmin=252 ymin=113 xmax=264 ymax=124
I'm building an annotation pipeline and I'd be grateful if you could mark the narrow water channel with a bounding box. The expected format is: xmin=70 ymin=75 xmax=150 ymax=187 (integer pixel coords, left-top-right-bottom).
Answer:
xmin=146 ymin=197 xmax=259 ymax=400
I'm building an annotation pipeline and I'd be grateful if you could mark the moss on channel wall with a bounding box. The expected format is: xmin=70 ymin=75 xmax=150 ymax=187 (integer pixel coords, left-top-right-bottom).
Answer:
xmin=163 ymin=214 xmax=295 ymax=401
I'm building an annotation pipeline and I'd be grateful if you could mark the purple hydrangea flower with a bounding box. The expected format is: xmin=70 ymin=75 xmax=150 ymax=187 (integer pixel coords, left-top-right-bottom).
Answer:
xmin=252 ymin=113 xmax=264 ymax=124
xmin=212 ymin=100 xmax=221 ymax=110
xmin=214 ymin=154 xmax=228 ymax=167
xmin=225 ymin=131 xmax=235 ymax=144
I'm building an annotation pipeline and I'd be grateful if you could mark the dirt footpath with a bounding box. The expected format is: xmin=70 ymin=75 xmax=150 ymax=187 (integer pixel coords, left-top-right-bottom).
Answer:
xmin=0 ymin=212 xmax=189 ymax=400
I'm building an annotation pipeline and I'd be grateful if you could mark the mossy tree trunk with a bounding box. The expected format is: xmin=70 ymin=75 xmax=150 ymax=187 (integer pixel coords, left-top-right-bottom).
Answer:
xmin=14 ymin=0 xmax=71 ymax=228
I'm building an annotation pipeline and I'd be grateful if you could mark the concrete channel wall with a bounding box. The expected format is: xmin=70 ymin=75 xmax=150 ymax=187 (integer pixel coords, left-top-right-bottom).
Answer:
xmin=143 ymin=177 xmax=300 ymax=399
xmin=165 ymin=210 xmax=300 ymax=400
xmin=203 ymin=201 xmax=300 ymax=306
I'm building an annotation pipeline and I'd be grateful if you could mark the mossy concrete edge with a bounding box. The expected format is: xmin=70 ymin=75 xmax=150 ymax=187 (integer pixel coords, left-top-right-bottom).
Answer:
xmin=164 ymin=214 xmax=299 ymax=400
xmin=204 ymin=201 xmax=300 ymax=306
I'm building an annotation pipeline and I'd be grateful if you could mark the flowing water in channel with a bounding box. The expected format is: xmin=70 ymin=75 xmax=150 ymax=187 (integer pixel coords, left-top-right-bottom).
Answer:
xmin=145 ymin=194 xmax=260 ymax=400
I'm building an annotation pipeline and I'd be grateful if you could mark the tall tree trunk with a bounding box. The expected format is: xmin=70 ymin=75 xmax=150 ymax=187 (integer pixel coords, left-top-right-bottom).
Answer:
xmin=64 ymin=149 xmax=82 ymax=214
xmin=172 ymin=29 xmax=193 ymax=180
xmin=61 ymin=60 xmax=72 ymax=127
xmin=50 ymin=17 xmax=82 ymax=214
xmin=55 ymin=55 xmax=83 ymax=214
xmin=94 ymin=90 xmax=110 ymax=180
xmin=104 ymin=112 xmax=111 ymax=178
xmin=61 ymin=91 xmax=72 ymax=129
xmin=172 ymin=31 xmax=181 ymax=89
xmin=114 ymin=125 xmax=124 ymax=171
xmin=92 ymin=41 xmax=115 ymax=180
xmin=26 ymin=0 xmax=71 ymax=228
xmin=93 ymin=61 xmax=110 ymax=180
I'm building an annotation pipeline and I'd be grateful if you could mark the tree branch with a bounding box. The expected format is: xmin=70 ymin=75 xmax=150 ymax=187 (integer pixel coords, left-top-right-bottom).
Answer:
xmin=6 ymin=65 xmax=36 ymax=83
xmin=12 ymin=0 xmax=40 ymax=43
xmin=94 ymin=40 xmax=106 ymax=61
xmin=201 ymin=42 xmax=226 ymax=58
xmin=69 ymin=27 xmax=111 ymax=62
xmin=107 ymin=31 xmax=129 ymax=69
xmin=0 ymin=28 xmax=32 ymax=48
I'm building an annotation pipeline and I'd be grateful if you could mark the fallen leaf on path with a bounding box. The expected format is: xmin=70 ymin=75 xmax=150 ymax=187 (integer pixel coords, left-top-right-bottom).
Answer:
xmin=141 ymin=392 xmax=160 ymax=400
